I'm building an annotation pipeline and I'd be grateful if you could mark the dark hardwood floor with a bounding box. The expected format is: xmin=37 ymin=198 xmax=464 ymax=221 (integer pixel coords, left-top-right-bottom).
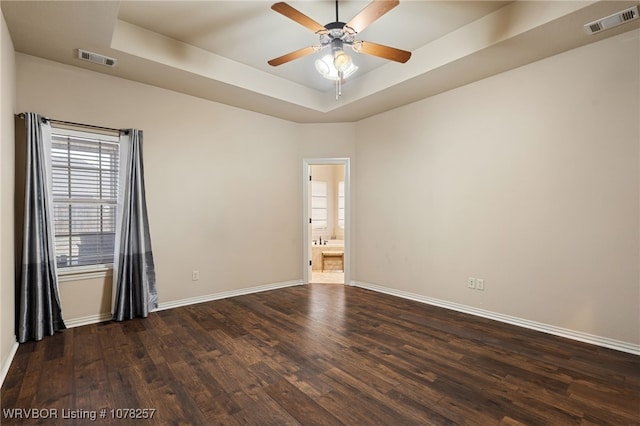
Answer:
xmin=2 ymin=284 xmax=639 ymax=425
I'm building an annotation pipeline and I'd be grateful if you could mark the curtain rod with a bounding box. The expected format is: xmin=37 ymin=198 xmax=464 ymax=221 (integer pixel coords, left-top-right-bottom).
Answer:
xmin=17 ymin=113 xmax=127 ymax=134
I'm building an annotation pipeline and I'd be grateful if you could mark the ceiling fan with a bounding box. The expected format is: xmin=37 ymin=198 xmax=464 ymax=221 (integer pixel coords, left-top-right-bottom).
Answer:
xmin=267 ymin=0 xmax=412 ymax=71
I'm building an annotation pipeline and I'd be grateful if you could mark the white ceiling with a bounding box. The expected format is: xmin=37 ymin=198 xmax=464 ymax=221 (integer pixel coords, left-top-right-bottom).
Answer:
xmin=2 ymin=1 xmax=639 ymax=123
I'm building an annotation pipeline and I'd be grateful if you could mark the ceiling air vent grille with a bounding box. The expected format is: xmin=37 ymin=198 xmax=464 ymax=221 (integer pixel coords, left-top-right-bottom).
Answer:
xmin=584 ymin=6 xmax=639 ymax=34
xmin=588 ymin=22 xmax=603 ymax=33
xmin=621 ymin=9 xmax=638 ymax=22
xmin=77 ymin=49 xmax=117 ymax=67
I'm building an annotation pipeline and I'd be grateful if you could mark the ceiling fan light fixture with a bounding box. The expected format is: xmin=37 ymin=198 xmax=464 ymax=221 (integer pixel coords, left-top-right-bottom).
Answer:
xmin=333 ymin=50 xmax=352 ymax=72
xmin=330 ymin=38 xmax=351 ymax=71
xmin=314 ymin=56 xmax=332 ymax=76
xmin=314 ymin=54 xmax=358 ymax=81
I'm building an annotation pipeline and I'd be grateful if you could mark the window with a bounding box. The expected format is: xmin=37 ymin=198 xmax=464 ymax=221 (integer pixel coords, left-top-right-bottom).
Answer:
xmin=311 ymin=180 xmax=328 ymax=229
xmin=51 ymin=128 xmax=119 ymax=269
xmin=338 ymin=181 xmax=345 ymax=229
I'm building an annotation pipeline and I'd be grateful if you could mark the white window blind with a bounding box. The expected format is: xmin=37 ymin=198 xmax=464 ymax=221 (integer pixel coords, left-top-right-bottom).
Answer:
xmin=311 ymin=180 xmax=328 ymax=229
xmin=338 ymin=181 xmax=345 ymax=229
xmin=51 ymin=128 xmax=119 ymax=269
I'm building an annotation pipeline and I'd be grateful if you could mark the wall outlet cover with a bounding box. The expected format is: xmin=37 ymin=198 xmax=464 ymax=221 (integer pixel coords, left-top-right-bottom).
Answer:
xmin=468 ymin=277 xmax=476 ymax=289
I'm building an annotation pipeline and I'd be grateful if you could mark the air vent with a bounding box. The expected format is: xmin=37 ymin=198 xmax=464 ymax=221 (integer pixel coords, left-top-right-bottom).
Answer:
xmin=584 ymin=6 xmax=639 ymax=34
xmin=588 ymin=22 xmax=602 ymax=33
xmin=77 ymin=49 xmax=117 ymax=67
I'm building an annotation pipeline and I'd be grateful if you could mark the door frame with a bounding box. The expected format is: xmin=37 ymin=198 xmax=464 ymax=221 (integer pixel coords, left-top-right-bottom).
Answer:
xmin=302 ymin=158 xmax=351 ymax=285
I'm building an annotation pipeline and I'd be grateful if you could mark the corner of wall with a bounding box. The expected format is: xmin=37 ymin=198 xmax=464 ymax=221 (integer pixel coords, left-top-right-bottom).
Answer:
xmin=1 ymin=8 xmax=18 ymax=386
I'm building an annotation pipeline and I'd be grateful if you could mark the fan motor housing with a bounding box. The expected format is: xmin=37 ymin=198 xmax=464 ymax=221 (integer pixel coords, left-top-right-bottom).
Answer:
xmin=325 ymin=21 xmax=347 ymax=30
xmin=320 ymin=21 xmax=355 ymax=46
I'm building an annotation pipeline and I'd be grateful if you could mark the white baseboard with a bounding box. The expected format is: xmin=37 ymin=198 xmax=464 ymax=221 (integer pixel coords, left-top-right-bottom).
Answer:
xmin=156 ymin=280 xmax=303 ymax=311
xmin=1 ymin=340 xmax=19 ymax=387
xmin=350 ymin=280 xmax=640 ymax=356
xmin=64 ymin=313 xmax=113 ymax=328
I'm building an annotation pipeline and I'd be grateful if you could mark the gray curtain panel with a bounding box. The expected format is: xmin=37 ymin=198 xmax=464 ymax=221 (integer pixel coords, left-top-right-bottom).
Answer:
xmin=112 ymin=129 xmax=157 ymax=321
xmin=17 ymin=112 xmax=66 ymax=343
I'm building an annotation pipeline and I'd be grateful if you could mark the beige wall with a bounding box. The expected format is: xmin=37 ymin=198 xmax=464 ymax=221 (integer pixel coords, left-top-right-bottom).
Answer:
xmin=354 ymin=29 xmax=640 ymax=345
xmin=15 ymin=53 xmax=356 ymax=320
xmin=1 ymin=10 xmax=16 ymax=376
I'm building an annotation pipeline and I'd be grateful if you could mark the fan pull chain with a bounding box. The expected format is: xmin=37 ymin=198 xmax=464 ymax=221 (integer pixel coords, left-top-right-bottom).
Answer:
xmin=336 ymin=71 xmax=343 ymax=100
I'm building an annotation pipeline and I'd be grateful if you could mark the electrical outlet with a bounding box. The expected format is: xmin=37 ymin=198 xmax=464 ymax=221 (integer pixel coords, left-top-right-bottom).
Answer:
xmin=192 ymin=270 xmax=200 ymax=281
xmin=467 ymin=277 xmax=476 ymax=289
xmin=476 ymin=279 xmax=484 ymax=291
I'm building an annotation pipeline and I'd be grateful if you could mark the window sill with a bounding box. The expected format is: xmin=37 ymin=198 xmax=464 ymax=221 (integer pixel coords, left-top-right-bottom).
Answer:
xmin=58 ymin=265 xmax=113 ymax=283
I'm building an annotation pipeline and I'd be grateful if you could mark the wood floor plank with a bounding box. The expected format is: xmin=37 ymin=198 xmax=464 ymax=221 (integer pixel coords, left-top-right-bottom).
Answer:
xmin=231 ymin=396 xmax=299 ymax=426
xmin=2 ymin=284 xmax=639 ymax=425
xmin=263 ymin=379 xmax=343 ymax=426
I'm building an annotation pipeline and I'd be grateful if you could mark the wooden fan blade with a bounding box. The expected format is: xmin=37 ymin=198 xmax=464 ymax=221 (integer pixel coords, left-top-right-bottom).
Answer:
xmin=353 ymin=41 xmax=411 ymax=63
xmin=271 ymin=2 xmax=327 ymax=33
xmin=268 ymin=46 xmax=317 ymax=66
xmin=345 ymin=0 xmax=399 ymax=34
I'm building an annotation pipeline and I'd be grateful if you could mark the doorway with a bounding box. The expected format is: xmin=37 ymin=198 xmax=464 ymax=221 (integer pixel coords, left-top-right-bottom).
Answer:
xmin=303 ymin=159 xmax=350 ymax=285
